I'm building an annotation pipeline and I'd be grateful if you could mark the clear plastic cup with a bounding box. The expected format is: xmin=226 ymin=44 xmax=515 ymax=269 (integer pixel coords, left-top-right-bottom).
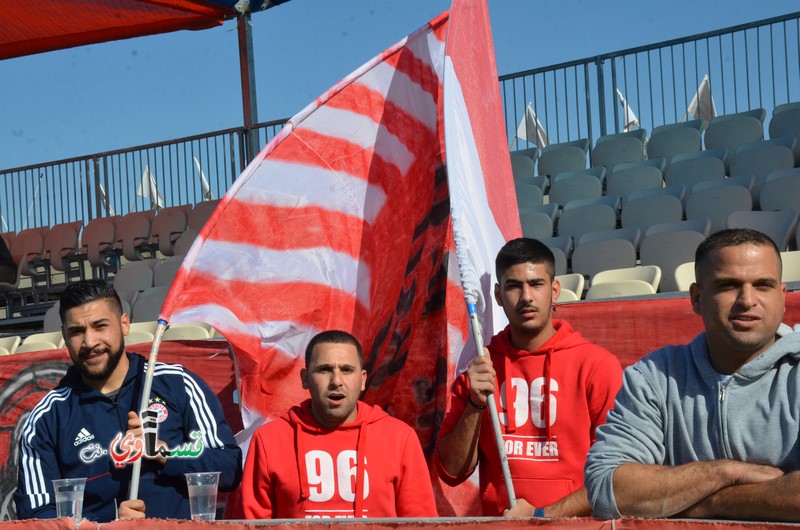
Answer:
xmin=185 ymin=472 xmax=220 ymax=521
xmin=52 ymin=478 xmax=87 ymax=519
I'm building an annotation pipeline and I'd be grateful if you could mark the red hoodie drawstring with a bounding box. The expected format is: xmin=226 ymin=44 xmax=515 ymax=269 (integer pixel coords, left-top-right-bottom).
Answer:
xmin=543 ymin=348 xmax=553 ymax=440
xmin=353 ymin=424 xmax=367 ymax=518
xmin=504 ymin=355 xmax=516 ymax=432
xmin=294 ymin=424 xmax=310 ymax=502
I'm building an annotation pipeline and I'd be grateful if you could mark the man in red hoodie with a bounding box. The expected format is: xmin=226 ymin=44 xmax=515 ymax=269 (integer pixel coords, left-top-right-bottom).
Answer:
xmin=436 ymin=238 xmax=622 ymax=517
xmin=240 ymin=330 xmax=437 ymax=519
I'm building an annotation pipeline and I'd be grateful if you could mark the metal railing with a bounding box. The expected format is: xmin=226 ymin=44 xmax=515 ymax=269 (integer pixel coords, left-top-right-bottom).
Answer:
xmin=2 ymin=11 xmax=800 ymax=233
xmin=503 ymin=11 xmax=800 ymax=151
xmin=0 ymin=121 xmax=286 ymax=234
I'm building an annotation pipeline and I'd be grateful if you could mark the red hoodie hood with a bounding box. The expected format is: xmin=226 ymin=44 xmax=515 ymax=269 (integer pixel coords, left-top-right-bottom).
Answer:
xmin=489 ymin=319 xmax=589 ymax=437
xmin=281 ymin=399 xmax=389 ymax=517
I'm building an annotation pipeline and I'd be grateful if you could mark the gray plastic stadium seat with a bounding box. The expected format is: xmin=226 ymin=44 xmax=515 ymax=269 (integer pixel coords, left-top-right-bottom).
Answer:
xmin=685 ymin=185 xmax=752 ymax=233
xmin=640 ymin=230 xmax=706 ymax=292
xmin=548 ymin=174 xmax=602 ymax=208
xmin=548 ymin=246 xmax=568 ymax=276
xmin=539 ymin=236 xmax=573 ymax=261
xmin=555 ymin=273 xmax=584 ymax=298
xmin=596 ymin=129 xmax=647 ymax=144
xmin=759 ymin=168 xmax=800 ymax=212
xmin=627 ymin=185 xmax=686 ymax=204
xmin=726 ymin=210 xmax=799 ymax=251
xmin=571 ymin=239 xmax=637 ymax=284
xmin=690 ymin=174 xmax=754 ymax=195
xmin=552 ymin=166 xmax=606 ymax=186
xmin=510 ymin=153 xmax=535 ymax=181
xmin=645 ymin=218 xmax=712 ymax=239
xmin=730 ymin=138 xmax=796 ymax=207
xmin=537 ymin=139 xmax=589 ymax=178
xmin=647 ymin=122 xmax=703 ymax=163
xmin=515 ymin=147 xmax=540 ymax=164
xmin=556 ymin=204 xmax=617 ymax=241
xmin=620 ymin=195 xmax=684 ymax=235
xmin=563 ymin=194 xmax=621 ymax=213
xmin=131 ymin=285 xmax=171 ymax=323
xmin=665 ymin=149 xmax=726 ymax=192
xmin=519 ymin=210 xmax=554 ymax=240
xmin=154 ymin=256 xmax=184 ymax=287
xmin=590 ymin=135 xmax=644 ymax=173
xmin=605 ymin=159 xmax=665 ymax=204
xmin=577 ymin=227 xmax=641 ymax=251
xmin=769 ymin=103 xmax=800 ymax=163
xmin=704 ymin=110 xmax=765 ymax=168
xmin=113 ymin=260 xmax=156 ymax=309
xmin=515 ymin=182 xmax=544 ymax=209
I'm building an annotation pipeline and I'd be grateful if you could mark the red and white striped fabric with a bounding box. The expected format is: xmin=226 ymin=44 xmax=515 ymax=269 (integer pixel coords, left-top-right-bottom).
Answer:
xmin=160 ymin=3 xmax=519 ymax=515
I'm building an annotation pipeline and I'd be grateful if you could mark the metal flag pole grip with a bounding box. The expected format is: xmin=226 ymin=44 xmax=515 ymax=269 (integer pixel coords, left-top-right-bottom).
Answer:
xmin=467 ymin=303 xmax=517 ymax=508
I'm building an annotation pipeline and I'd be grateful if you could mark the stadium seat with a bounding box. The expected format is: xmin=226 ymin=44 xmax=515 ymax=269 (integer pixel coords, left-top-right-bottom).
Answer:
xmin=627 ymin=185 xmax=686 ymax=205
xmin=571 ymin=238 xmax=637 ymax=284
xmin=510 ymin=153 xmax=535 ymax=181
xmin=576 ymin=227 xmax=641 ymax=251
xmin=113 ymin=260 xmax=156 ymax=309
xmin=620 ymin=195 xmax=684 ymax=236
xmin=690 ymin=174 xmax=754 ymax=195
xmin=0 ymin=336 xmax=20 ymax=356
xmin=590 ymin=134 xmax=644 ymax=173
xmin=640 ymin=230 xmax=706 ymax=292
xmin=29 ymin=221 xmax=84 ymax=292
xmin=592 ymin=265 xmax=661 ymax=291
xmin=188 ymin=199 xmax=221 ymax=230
xmin=115 ymin=210 xmax=156 ymax=262
xmin=552 ymin=166 xmax=606 ymax=187
xmin=126 ymin=329 xmax=155 ymax=345
xmin=563 ymin=194 xmax=620 ymax=214
xmin=519 ymin=210 xmax=554 ymax=240
xmin=781 ymin=251 xmax=800 ymax=282
xmin=673 ymin=261 xmax=695 ymax=292
xmin=704 ymin=109 xmax=765 ymax=169
xmin=555 ymin=273 xmax=585 ymax=298
xmin=548 ymin=246 xmax=568 ymax=276
xmin=79 ymin=216 xmax=120 ymax=279
xmin=22 ymin=331 xmax=65 ymax=349
xmin=548 ymin=173 xmax=602 ymax=208
xmin=15 ymin=341 xmax=61 ymax=354
xmin=585 ymin=279 xmax=655 ymax=300
xmin=515 ymin=147 xmax=540 ymax=164
xmin=149 ymin=205 xmax=190 ymax=257
xmin=557 ymin=288 xmax=579 ymax=302
xmin=154 ymin=256 xmax=184 ymax=288
xmin=685 ymin=185 xmax=752 ymax=233
xmin=768 ymin=102 xmax=800 ymax=163
xmin=646 ymin=218 xmax=712 ymax=239
xmin=173 ymin=229 xmax=199 ymax=256
xmin=605 ymin=159 xmax=665 ymax=204
xmin=131 ymin=286 xmax=170 ymax=323
xmin=556 ymin=203 xmax=617 ymax=240
xmin=726 ymin=210 xmax=799 ymax=251
xmin=515 ymin=182 xmax=544 ymax=209
xmin=664 ymin=149 xmax=726 ymax=192
xmin=759 ymin=168 xmax=800 ymax=213
xmin=537 ymin=139 xmax=589 ymax=178
xmin=539 ymin=236 xmax=574 ymax=261
xmin=729 ymin=137 xmax=795 ymax=206
xmin=646 ymin=120 xmax=703 ymax=163
xmin=163 ymin=323 xmax=213 ymax=341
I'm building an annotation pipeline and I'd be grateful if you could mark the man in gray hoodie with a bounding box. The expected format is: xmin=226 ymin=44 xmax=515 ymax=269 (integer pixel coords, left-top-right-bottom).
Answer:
xmin=585 ymin=228 xmax=800 ymax=522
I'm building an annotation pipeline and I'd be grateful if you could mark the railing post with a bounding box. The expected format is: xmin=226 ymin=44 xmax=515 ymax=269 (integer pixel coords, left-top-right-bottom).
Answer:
xmin=238 ymin=12 xmax=260 ymax=164
xmin=90 ymin=156 xmax=101 ymax=221
xmin=610 ymin=57 xmax=619 ymax=134
xmin=595 ymin=57 xmax=607 ymax=138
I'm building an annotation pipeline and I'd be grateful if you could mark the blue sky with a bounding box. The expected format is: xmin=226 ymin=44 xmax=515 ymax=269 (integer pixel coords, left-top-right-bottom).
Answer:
xmin=2 ymin=0 xmax=798 ymax=169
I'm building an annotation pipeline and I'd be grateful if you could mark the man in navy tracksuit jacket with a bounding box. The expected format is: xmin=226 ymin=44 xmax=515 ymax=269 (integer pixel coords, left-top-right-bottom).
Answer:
xmin=14 ymin=280 xmax=242 ymax=521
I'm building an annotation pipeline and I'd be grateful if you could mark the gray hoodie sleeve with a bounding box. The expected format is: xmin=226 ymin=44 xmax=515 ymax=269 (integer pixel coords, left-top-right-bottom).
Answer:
xmin=585 ymin=358 xmax=667 ymax=519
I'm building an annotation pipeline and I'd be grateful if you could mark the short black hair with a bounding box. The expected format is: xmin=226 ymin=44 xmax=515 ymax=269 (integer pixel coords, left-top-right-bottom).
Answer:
xmin=305 ymin=330 xmax=364 ymax=369
xmin=695 ymin=228 xmax=782 ymax=279
xmin=495 ymin=237 xmax=555 ymax=280
xmin=59 ymin=279 xmax=123 ymax=323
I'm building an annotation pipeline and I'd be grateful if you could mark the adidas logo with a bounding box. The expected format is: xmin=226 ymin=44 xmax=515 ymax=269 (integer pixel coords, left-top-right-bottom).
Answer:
xmin=73 ymin=428 xmax=95 ymax=447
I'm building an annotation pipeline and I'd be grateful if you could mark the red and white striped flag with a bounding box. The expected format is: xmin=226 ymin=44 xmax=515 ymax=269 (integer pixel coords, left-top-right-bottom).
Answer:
xmin=160 ymin=2 xmax=519 ymax=514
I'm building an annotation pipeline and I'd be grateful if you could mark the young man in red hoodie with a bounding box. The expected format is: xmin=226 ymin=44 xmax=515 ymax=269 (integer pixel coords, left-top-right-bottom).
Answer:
xmin=240 ymin=330 xmax=437 ymax=519
xmin=436 ymin=238 xmax=622 ymax=517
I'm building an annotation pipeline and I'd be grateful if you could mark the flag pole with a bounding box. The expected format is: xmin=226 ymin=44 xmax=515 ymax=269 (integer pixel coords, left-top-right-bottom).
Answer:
xmin=452 ymin=218 xmax=517 ymax=509
xmin=129 ymin=319 xmax=168 ymax=500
